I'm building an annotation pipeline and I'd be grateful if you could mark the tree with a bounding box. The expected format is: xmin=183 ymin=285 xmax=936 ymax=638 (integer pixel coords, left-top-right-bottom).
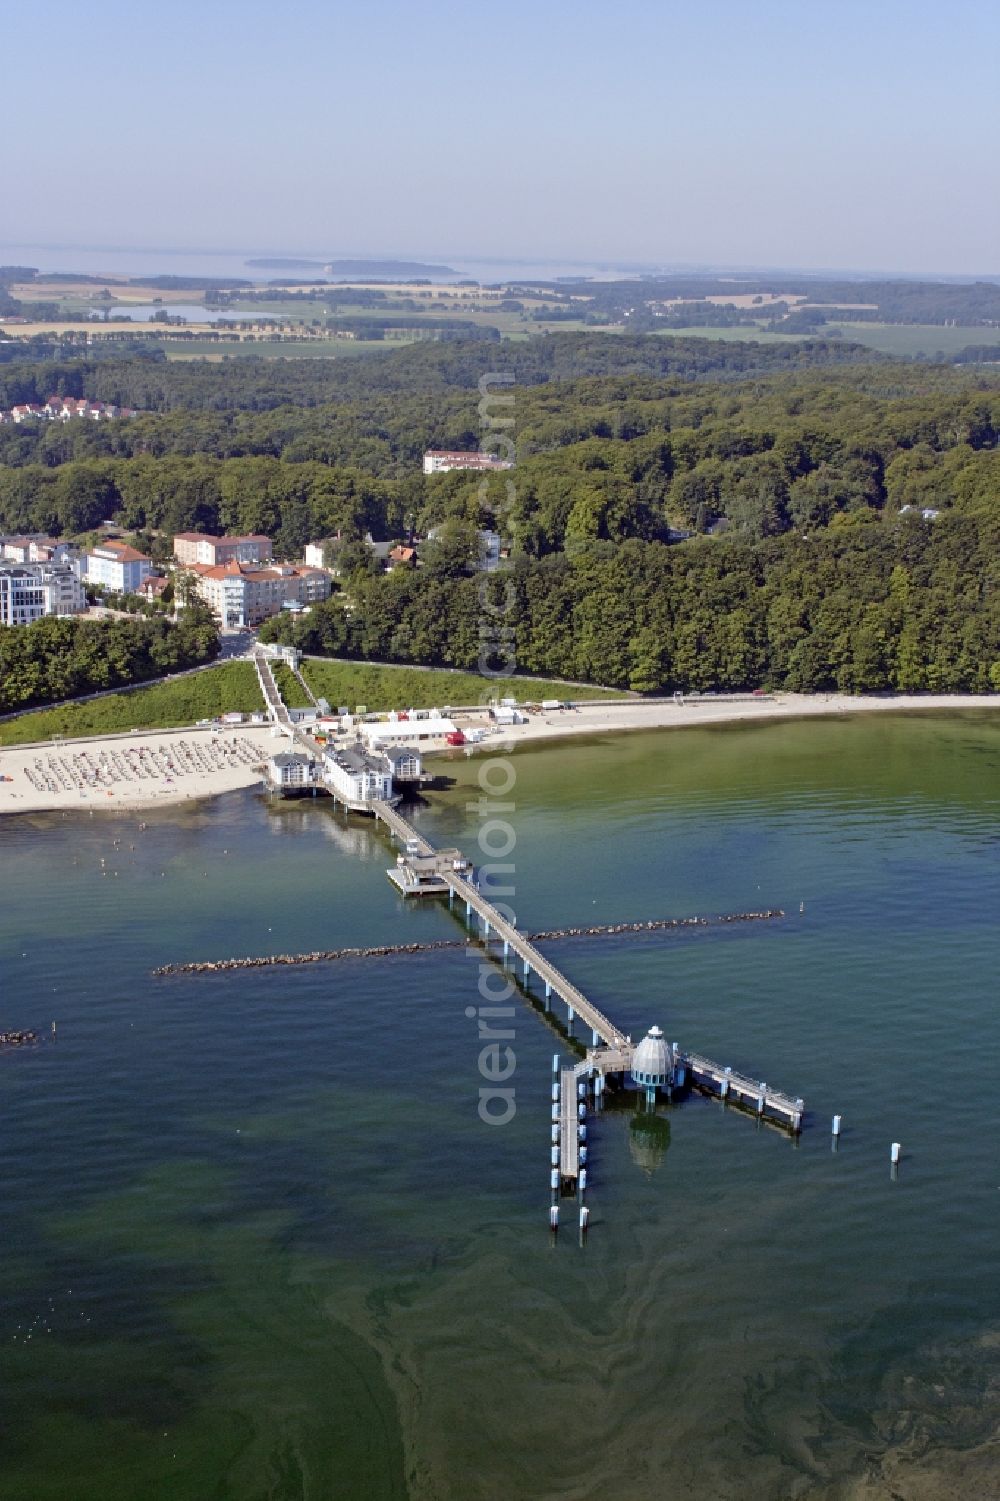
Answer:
xmin=628 ymin=628 xmax=669 ymax=693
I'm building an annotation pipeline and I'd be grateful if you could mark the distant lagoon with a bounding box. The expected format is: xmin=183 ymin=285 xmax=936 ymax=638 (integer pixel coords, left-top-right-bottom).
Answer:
xmin=2 ymin=241 xmax=652 ymax=286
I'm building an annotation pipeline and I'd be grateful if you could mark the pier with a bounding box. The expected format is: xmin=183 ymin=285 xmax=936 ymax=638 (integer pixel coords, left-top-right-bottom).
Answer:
xmin=251 ymin=655 xmax=806 ymax=1202
xmin=366 ymin=797 xmax=806 ymax=1186
xmin=683 ymin=1051 xmax=804 ymax=1132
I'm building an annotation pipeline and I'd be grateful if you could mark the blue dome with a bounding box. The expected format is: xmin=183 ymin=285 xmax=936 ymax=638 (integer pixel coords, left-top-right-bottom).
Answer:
xmin=632 ymin=1025 xmax=673 ymax=1088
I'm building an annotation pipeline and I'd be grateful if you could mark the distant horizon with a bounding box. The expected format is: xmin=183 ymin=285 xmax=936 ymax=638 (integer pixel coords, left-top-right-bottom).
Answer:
xmin=8 ymin=0 xmax=998 ymax=280
xmin=3 ymin=240 xmax=999 ymax=286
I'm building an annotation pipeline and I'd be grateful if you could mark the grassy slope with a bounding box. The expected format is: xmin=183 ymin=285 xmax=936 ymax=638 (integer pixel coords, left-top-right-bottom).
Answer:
xmin=0 ymin=662 xmax=264 ymax=746
xmin=300 ymin=659 xmax=629 ymax=712
xmin=271 ymin=662 xmax=312 ymax=708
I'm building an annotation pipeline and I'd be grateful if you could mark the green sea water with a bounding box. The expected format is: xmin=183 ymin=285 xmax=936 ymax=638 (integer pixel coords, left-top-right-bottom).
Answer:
xmin=1 ymin=711 xmax=999 ymax=1501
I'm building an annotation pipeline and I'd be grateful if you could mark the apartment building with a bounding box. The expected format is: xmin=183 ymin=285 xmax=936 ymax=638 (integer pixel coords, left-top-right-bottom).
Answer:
xmin=173 ymin=532 xmax=273 ymax=567
xmin=422 ymin=450 xmax=514 ymax=474
xmin=85 ymin=542 xmax=154 ymax=593
xmin=0 ymin=561 xmax=87 ymax=625
xmin=191 ymin=559 xmax=332 ymax=627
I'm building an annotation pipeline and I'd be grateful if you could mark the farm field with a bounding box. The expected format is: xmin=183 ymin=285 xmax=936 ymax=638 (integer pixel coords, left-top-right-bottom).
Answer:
xmin=0 ymin=662 xmax=264 ymax=746
xmin=8 ymin=279 xmax=573 ymax=330
xmin=651 ymin=324 xmax=798 ymax=344
xmin=824 ymin=321 xmax=1000 ymax=357
xmin=300 ymin=659 xmax=630 ymax=712
xmin=222 ymin=299 xmax=570 ymax=337
xmin=649 ymin=320 xmax=1000 ymax=357
xmin=0 ymin=321 xmax=223 ymax=338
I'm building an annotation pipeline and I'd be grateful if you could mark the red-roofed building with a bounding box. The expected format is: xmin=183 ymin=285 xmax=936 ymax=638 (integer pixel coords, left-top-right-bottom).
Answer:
xmin=85 ymin=539 xmax=154 ymax=592
xmin=136 ymin=573 xmax=171 ymax=601
xmin=173 ymin=531 xmax=273 ymax=567
xmin=422 ymin=450 xmax=514 ymax=474
xmin=190 ymin=559 xmax=331 ymax=627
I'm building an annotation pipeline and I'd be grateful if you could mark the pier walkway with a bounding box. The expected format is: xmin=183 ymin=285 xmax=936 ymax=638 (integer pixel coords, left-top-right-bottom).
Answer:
xmin=371 ymin=798 xmax=435 ymax=855
xmin=444 ymin=871 xmax=629 ymax=1050
xmin=559 ymin=1065 xmax=583 ymax=1182
xmin=684 ymin=1050 xmax=804 ymax=1131
xmin=371 ymin=799 xmax=626 ymax=1048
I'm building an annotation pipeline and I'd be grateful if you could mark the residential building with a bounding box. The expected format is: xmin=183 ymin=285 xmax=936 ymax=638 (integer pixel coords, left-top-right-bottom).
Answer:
xmin=136 ymin=574 xmax=171 ymax=601
xmin=85 ymin=541 xmax=154 ymax=593
xmin=306 ymin=535 xmax=395 ymax=572
xmin=0 ymin=538 xmax=33 ymax=563
xmin=0 ymin=561 xmax=87 ymax=625
xmin=1 ymin=399 xmax=134 ymax=424
xmin=422 ymin=450 xmax=514 ymax=474
xmin=1 ymin=535 xmax=76 ymax=565
xmin=292 ymin=567 xmax=333 ymax=606
xmin=190 ymin=560 xmax=332 ymax=627
xmin=173 ymin=532 xmax=274 ymax=568
xmin=387 ymin=545 xmax=416 ymax=570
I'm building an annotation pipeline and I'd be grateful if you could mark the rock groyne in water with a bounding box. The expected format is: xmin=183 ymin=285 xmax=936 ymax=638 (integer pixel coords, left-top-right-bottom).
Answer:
xmin=0 ymin=1030 xmax=39 ymax=1049
xmin=152 ymin=910 xmax=785 ymax=976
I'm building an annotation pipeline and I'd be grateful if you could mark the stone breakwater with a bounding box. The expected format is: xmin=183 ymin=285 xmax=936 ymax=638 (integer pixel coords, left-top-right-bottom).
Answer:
xmin=0 ymin=1030 xmax=39 ymax=1049
xmin=152 ymin=911 xmax=785 ymax=976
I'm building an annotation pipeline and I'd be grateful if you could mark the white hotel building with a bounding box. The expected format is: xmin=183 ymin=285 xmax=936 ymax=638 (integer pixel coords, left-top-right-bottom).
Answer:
xmin=0 ymin=562 xmax=87 ymax=625
xmin=422 ymin=450 xmax=514 ymax=474
xmin=190 ymin=559 xmax=332 ymax=628
xmin=85 ymin=542 xmax=154 ymax=593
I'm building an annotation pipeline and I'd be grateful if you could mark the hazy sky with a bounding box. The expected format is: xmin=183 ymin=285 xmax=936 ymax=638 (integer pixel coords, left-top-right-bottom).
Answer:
xmin=4 ymin=0 xmax=998 ymax=276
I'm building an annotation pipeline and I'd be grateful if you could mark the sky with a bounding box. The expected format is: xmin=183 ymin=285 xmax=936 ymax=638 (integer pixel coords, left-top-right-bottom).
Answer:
xmin=2 ymin=0 xmax=998 ymax=277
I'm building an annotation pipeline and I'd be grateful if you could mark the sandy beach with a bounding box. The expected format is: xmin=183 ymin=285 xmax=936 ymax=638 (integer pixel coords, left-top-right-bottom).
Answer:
xmin=1 ymin=694 xmax=997 ymax=817
xmin=0 ymin=726 xmax=278 ymax=816
xmin=477 ymin=690 xmax=1000 ymax=751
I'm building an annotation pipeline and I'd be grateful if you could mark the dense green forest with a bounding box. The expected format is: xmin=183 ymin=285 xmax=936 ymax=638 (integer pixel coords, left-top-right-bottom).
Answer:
xmin=0 ymin=332 xmax=879 ymax=410
xmin=259 ymin=520 xmax=1000 ymax=694
xmin=1 ymin=332 xmax=998 ymax=698
xmin=0 ymin=607 xmax=220 ymax=714
xmin=1 ymin=361 xmax=997 ymax=556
